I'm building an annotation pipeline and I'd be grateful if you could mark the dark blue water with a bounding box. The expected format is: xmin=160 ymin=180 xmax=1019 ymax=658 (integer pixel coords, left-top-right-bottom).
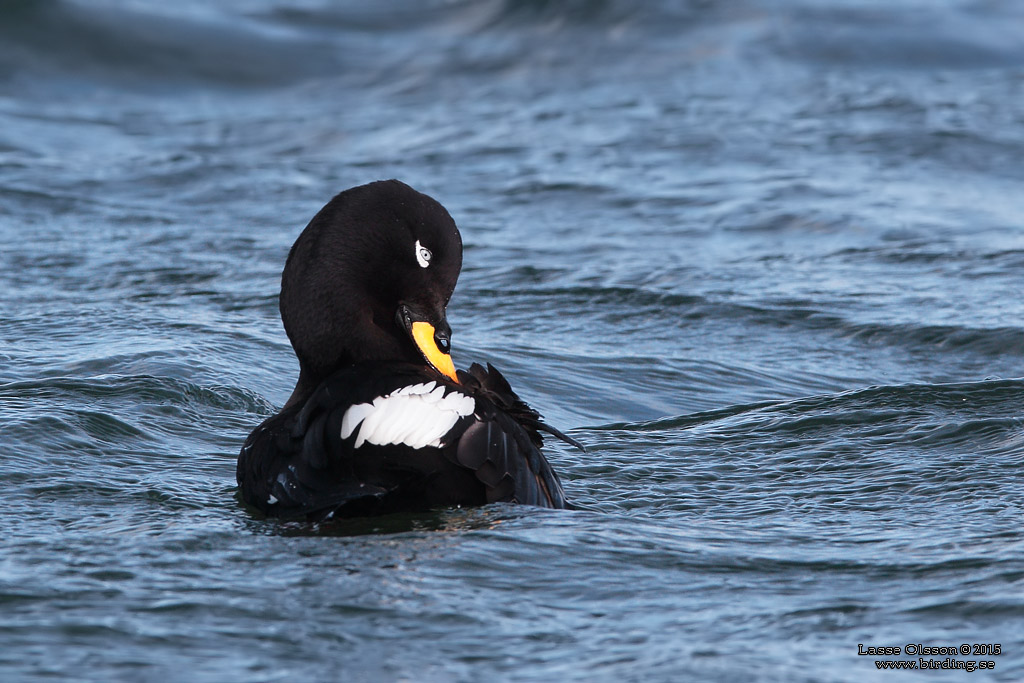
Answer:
xmin=3 ymin=1 xmax=1024 ymax=680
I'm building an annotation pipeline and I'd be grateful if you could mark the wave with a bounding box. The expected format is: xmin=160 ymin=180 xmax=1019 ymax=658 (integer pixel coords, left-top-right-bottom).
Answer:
xmin=0 ymin=374 xmax=274 ymax=414
xmin=774 ymin=3 xmax=1024 ymax=69
xmin=565 ymin=377 xmax=1024 ymax=522
xmin=5 ymin=0 xmax=1022 ymax=98
xmin=468 ymin=283 xmax=1024 ymax=359
xmin=595 ymin=377 xmax=1024 ymax=432
xmin=0 ymin=0 xmax=343 ymax=90
xmin=0 ymin=372 xmax=270 ymax=514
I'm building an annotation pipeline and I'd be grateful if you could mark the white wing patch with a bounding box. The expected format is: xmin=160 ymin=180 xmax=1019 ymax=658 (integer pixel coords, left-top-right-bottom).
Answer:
xmin=340 ymin=381 xmax=475 ymax=449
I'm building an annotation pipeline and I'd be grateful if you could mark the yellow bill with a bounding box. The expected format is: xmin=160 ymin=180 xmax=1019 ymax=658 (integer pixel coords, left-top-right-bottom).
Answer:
xmin=411 ymin=321 xmax=458 ymax=383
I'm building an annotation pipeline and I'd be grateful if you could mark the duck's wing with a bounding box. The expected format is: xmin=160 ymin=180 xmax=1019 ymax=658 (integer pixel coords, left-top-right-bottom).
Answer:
xmin=237 ymin=365 xmax=482 ymax=520
xmin=453 ymin=363 xmax=574 ymax=509
xmin=236 ymin=410 xmax=393 ymax=520
xmin=237 ymin=363 xmax=574 ymax=519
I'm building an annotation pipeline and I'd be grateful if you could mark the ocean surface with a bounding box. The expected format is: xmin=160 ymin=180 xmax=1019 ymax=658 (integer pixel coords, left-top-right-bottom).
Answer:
xmin=2 ymin=1 xmax=1023 ymax=680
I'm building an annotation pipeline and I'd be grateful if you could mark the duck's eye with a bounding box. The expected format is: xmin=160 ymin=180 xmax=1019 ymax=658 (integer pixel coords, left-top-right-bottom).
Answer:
xmin=415 ymin=240 xmax=432 ymax=268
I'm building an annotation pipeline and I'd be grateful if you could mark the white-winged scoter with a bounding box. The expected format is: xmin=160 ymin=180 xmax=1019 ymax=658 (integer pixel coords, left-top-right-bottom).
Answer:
xmin=237 ymin=180 xmax=579 ymax=519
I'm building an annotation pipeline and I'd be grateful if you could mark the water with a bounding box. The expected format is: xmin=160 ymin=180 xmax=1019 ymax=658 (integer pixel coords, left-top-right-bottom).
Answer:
xmin=2 ymin=1 xmax=1023 ymax=680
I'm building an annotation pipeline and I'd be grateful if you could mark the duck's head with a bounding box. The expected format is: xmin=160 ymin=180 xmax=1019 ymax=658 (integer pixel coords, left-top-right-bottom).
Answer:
xmin=279 ymin=180 xmax=462 ymax=405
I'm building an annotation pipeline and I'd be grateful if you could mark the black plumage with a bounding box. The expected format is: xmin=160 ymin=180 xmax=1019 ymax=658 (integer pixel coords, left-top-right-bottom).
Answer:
xmin=236 ymin=180 xmax=577 ymax=520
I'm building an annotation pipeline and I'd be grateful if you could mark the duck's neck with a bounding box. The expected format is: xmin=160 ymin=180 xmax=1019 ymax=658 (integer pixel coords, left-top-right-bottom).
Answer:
xmin=282 ymin=367 xmax=321 ymax=411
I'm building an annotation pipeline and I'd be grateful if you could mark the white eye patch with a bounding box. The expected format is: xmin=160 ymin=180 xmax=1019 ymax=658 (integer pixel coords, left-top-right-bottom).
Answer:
xmin=415 ymin=240 xmax=431 ymax=268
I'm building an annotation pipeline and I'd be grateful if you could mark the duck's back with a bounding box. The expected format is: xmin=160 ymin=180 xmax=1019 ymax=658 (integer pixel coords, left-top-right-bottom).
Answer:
xmin=237 ymin=362 xmax=570 ymax=519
